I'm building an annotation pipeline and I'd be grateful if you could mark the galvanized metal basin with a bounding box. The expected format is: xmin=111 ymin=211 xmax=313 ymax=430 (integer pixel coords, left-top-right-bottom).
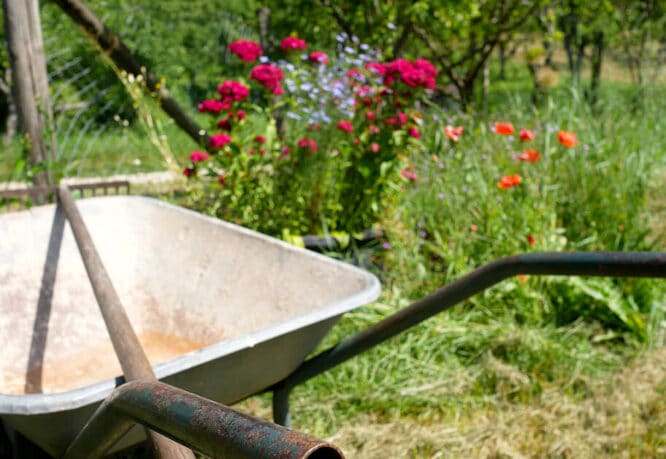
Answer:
xmin=0 ymin=196 xmax=380 ymax=456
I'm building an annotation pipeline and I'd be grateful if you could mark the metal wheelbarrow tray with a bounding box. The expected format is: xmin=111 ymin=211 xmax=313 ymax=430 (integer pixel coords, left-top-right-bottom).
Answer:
xmin=0 ymin=196 xmax=380 ymax=456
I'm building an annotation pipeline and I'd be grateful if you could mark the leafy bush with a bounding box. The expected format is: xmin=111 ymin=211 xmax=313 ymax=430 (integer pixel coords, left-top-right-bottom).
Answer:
xmin=182 ymin=35 xmax=437 ymax=234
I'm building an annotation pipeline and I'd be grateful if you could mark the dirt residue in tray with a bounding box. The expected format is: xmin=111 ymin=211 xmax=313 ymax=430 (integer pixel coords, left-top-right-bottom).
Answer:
xmin=2 ymin=331 xmax=206 ymax=395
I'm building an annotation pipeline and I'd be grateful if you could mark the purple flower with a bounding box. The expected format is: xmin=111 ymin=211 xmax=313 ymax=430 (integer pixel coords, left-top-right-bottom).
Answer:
xmin=382 ymin=242 xmax=391 ymax=249
xmin=418 ymin=230 xmax=427 ymax=238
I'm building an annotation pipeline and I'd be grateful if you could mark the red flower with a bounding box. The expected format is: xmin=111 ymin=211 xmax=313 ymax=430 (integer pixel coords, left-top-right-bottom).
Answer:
xmin=217 ymin=81 xmax=250 ymax=102
xmin=217 ymin=118 xmax=232 ymax=131
xmin=497 ymin=174 xmax=522 ymax=189
xmin=228 ymin=40 xmax=263 ymax=62
xmin=366 ymin=111 xmax=376 ymax=121
xmin=197 ymin=99 xmax=229 ymax=114
xmin=250 ymin=64 xmax=284 ymax=92
xmin=445 ymin=125 xmax=464 ymax=142
xmin=297 ymin=137 xmax=317 ymax=153
xmin=281 ymin=36 xmax=307 ymax=52
xmin=518 ymin=149 xmax=540 ymax=162
xmin=217 ymin=175 xmax=226 ymax=186
xmin=408 ymin=126 xmax=420 ymax=139
xmin=365 ymin=62 xmax=386 ymax=75
xmin=401 ymin=166 xmax=418 ymax=181
xmin=345 ymin=68 xmax=362 ymax=79
xmin=235 ymin=109 xmax=246 ymax=120
xmin=526 ymin=235 xmax=536 ymax=246
xmin=254 ymin=135 xmax=266 ymax=143
xmin=189 ymin=151 xmax=209 ymax=163
xmin=209 ymin=133 xmax=232 ymax=149
xmin=336 ymin=120 xmax=354 ymax=134
xmin=519 ymin=128 xmax=535 ymax=141
xmin=470 ymin=224 xmax=479 ymax=232
xmin=182 ymin=167 xmax=196 ymax=177
xmin=494 ymin=122 xmax=515 ymax=135
xmin=309 ymin=51 xmax=329 ymax=65
xmin=558 ymin=130 xmax=578 ymax=147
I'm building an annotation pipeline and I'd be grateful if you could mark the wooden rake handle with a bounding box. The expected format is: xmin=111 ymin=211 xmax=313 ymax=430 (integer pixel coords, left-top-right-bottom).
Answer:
xmin=57 ymin=186 xmax=194 ymax=459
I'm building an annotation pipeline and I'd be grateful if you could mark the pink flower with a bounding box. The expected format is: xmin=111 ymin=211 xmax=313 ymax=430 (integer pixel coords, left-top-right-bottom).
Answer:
xmin=369 ymin=124 xmax=380 ymax=135
xmin=254 ymin=135 xmax=266 ymax=143
xmin=309 ymin=51 xmax=329 ymax=65
xmin=235 ymin=109 xmax=246 ymax=120
xmin=281 ymin=36 xmax=307 ymax=52
xmin=444 ymin=125 xmax=464 ymax=142
xmin=397 ymin=113 xmax=408 ymax=126
xmin=408 ymin=126 xmax=420 ymax=139
xmin=272 ymin=85 xmax=284 ymax=95
xmin=370 ymin=142 xmax=380 ymax=153
xmin=366 ymin=111 xmax=376 ymax=121
xmin=336 ymin=120 xmax=354 ymax=134
xmin=189 ymin=151 xmax=209 ymax=163
xmin=228 ymin=40 xmax=263 ymax=62
xmin=297 ymin=137 xmax=317 ymax=153
xmin=281 ymin=146 xmax=290 ymax=157
xmin=217 ymin=80 xmax=250 ymax=102
xmin=209 ymin=133 xmax=232 ymax=149
xmin=250 ymin=64 xmax=284 ymax=92
xmin=401 ymin=166 xmax=418 ymax=181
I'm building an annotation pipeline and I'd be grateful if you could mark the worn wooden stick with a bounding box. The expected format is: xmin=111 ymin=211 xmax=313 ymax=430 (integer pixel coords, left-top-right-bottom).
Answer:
xmin=57 ymin=186 xmax=195 ymax=459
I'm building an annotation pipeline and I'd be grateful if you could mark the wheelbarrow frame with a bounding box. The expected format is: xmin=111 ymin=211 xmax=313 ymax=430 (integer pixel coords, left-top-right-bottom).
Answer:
xmin=266 ymin=251 xmax=666 ymax=426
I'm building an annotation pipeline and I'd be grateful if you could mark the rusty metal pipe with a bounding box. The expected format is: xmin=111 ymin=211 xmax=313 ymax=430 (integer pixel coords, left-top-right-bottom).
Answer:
xmin=57 ymin=186 xmax=194 ymax=459
xmin=274 ymin=252 xmax=666 ymax=412
xmin=64 ymin=380 xmax=344 ymax=459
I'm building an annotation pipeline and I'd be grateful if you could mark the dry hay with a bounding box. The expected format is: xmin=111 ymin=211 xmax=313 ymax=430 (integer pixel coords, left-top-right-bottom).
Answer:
xmin=327 ymin=348 xmax=666 ymax=458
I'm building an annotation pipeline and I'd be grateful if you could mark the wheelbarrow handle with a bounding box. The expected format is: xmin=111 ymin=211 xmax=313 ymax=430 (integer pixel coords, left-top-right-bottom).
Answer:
xmin=57 ymin=186 xmax=195 ymax=459
xmin=64 ymin=380 xmax=344 ymax=459
xmin=271 ymin=251 xmax=666 ymax=425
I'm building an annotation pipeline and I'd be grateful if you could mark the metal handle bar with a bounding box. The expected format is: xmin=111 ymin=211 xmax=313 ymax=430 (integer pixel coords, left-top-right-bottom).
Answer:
xmin=64 ymin=380 xmax=344 ymax=459
xmin=271 ymin=251 xmax=666 ymax=425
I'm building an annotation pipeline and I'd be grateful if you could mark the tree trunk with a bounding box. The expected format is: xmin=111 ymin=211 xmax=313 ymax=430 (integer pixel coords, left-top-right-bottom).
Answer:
xmin=256 ymin=7 xmax=273 ymax=53
xmin=498 ymin=41 xmax=507 ymax=80
xmin=0 ymin=67 xmax=18 ymax=145
xmin=3 ymin=0 xmax=55 ymax=187
xmin=587 ymin=30 xmax=604 ymax=106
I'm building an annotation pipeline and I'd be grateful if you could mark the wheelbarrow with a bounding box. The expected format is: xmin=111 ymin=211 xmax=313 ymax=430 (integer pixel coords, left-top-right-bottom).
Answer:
xmin=1 ymin=188 xmax=665 ymax=457
xmin=0 ymin=190 xmax=379 ymax=457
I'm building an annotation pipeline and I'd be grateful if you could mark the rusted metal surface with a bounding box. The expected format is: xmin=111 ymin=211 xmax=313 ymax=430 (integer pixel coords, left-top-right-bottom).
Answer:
xmin=57 ymin=186 xmax=194 ymax=459
xmin=64 ymin=380 xmax=344 ymax=459
xmin=0 ymin=180 xmax=129 ymax=211
xmin=271 ymin=251 xmax=666 ymax=425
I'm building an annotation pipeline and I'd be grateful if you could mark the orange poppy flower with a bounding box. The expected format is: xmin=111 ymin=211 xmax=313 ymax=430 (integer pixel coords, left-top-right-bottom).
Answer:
xmin=444 ymin=125 xmax=464 ymax=142
xmin=519 ymin=128 xmax=535 ymax=141
xmin=518 ymin=149 xmax=540 ymax=162
xmin=494 ymin=122 xmax=515 ymax=135
xmin=497 ymin=174 xmax=522 ymax=189
xmin=557 ymin=130 xmax=578 ymax=147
